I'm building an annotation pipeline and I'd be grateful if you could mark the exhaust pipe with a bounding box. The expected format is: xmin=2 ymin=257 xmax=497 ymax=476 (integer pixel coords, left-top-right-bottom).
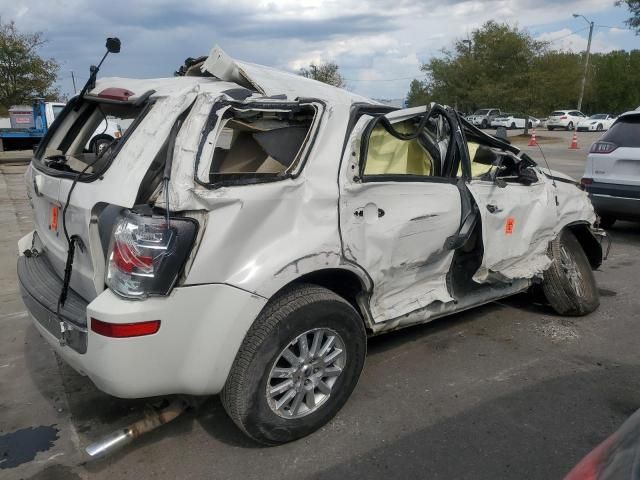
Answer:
xmin=85 ymin=398 xmax=188 ymax=459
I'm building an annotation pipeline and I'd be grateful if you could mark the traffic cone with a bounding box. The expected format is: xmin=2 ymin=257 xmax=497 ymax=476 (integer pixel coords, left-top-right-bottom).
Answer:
xmin=569 ymin=132 xmax=579 ymax=149
xmin=527 ymin=128 xmax=538 ymax=147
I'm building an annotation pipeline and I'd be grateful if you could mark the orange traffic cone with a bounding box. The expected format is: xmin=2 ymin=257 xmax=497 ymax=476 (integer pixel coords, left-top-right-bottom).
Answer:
xmin=527 ymin=128 xmax=538 ymax=147
xmin=569 ymin=132 xmax=579 ymax=149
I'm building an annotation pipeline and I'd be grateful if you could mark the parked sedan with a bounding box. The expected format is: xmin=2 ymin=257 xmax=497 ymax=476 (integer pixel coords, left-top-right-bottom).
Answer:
xmin=581 ymin=110 xmax=640 ymax=228
xmin=17 ymin=44 xmax=605 ymax=448
xmin=547 ymin=110 xmax=586 ymax=130
xmin=577 ymin=114 xmax=617 ymax=132
xmin=491 ymin=113 xmax=540 ymax=129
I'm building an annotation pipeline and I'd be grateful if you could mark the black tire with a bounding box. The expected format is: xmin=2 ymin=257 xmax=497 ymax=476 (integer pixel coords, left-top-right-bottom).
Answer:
xmin=221 ymin=284 xmax=367 ymax=445
xmin=542 ymin=229 xmax=600 ymax=316
xmin=528 ymin=121 xmax=533 ymax=129
xmin=481 ymin=119 xmax=488 ymax=129
xmin=91 ymin=135 xmax=114 ymax=155
xmin=596 ymin=123 xmax=603 ymax=132
xmin=510 ymin=122 xmax=517 ymax=129
xmin=598 ymin=216 xmax=616 ymax=229
xmin=567 ymin=121 xmax=574 ymax=131
xmin=548 ymin=126 xmax=554 ymax=131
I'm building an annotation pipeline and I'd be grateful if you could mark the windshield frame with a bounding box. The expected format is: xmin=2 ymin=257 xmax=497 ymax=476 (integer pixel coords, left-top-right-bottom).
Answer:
xmin=32 ymin=96 xmax=154 ymax=182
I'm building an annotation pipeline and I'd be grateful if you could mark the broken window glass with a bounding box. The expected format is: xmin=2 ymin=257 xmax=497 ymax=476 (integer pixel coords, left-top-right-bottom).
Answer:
xmin=196 ymin=105 xmax=316 ymax=185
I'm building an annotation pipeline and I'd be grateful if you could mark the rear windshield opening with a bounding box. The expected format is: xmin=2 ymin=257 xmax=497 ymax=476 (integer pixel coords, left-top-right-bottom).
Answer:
xmin=602 ymin=116 xmax=640 ymax=148
xmin=196 ymin=104 xmax=316 ymax=185
xmin=36 ymin=99 xmax=147 ymax=177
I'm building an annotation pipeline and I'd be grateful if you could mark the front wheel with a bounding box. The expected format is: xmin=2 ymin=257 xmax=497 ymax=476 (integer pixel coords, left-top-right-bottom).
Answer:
xmin=542 ymin=229 xmax=599 ymax=316
xmin=548 ymin=126 xmax=554 ymax=131
xmin=221 ymin=284 xmax=367 ymax=445
xmin=567 ymin=121 xmax=574 ymax=131
xmin=596 ymin=124 xmax=604 ymax=132
xmin=481 ymin=119 xmax=488 ymax=129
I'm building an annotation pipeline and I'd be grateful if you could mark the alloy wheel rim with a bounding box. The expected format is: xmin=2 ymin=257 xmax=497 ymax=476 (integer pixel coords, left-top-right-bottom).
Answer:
xmin=266 ymin=328 xmax=346 ymax=419
xmin=560 ymin=245 xmax=585 ymax=297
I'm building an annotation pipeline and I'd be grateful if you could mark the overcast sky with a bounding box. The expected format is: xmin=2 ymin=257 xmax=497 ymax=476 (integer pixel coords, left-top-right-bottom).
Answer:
xmin=2 ymin=0 xmax=638 ymax=100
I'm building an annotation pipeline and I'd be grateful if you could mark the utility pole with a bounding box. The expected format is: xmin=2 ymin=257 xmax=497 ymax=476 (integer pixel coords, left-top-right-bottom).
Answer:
xmin=574 ymin=14 xmax=594 ymax=112
xmin=71 ymin=71 xmax=77 ymax=94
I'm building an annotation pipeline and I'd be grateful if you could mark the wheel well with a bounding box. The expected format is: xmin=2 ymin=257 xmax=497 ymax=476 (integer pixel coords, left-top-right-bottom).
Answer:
xmin=567 ymin=223 xmax=603 ymax=269
xmin=290 ymin=269 xmax=369 ymax=321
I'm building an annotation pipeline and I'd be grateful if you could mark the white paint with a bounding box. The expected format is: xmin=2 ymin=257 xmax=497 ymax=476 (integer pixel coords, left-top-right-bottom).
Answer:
xmin=19 ymin=46 xmax=600 ymax=398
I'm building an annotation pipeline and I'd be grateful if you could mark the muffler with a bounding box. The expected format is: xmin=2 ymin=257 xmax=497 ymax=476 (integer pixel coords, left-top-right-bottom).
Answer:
xmin=85 ymin=397 xmax=188 ymax=459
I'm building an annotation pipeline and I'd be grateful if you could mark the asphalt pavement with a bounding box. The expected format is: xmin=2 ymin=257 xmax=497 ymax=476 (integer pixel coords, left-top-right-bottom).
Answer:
xmin=1 ymin=128 xmax=638 ymax=479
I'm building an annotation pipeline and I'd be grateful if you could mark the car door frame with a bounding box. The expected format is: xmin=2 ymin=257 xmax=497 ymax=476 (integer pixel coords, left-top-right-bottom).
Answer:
xmin=338 ymin=104 xmax=474 ymax=324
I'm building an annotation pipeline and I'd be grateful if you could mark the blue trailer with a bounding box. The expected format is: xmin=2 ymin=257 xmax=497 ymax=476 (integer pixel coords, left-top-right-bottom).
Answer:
xmin=0 ymin=99 xmax=65 ymax=152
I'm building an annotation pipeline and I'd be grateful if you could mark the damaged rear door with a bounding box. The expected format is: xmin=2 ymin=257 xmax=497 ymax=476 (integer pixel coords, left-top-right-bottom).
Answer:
xmin=339 ymin=106 xmax=463 ymax=323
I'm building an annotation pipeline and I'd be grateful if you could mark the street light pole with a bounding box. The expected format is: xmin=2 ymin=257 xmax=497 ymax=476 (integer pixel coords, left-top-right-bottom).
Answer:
xmin=573 ymin=14 xmax=594 ymax=112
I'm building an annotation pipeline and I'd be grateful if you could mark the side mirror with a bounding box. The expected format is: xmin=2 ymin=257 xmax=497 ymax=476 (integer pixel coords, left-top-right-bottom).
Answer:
xmin=106 ymin=37 xmax=121 ymax=53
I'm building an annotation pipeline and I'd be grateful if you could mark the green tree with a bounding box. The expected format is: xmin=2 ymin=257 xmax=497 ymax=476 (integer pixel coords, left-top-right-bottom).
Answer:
xmin=616 ymin=0 xmax=640 ymax=34
xmin=406 ymin=79 xmax=430 ymax=107
xmin=412 ymin=21 xmax=551 ymax=115
xmin=299 ymin=62 xmax=346 ymax=88
xmin=0 ymin=20 xmax=60 ymax=115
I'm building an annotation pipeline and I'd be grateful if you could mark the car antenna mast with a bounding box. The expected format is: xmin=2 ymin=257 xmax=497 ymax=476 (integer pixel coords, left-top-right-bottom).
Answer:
xmin=75 ymin=37 xmax=121 ymax=106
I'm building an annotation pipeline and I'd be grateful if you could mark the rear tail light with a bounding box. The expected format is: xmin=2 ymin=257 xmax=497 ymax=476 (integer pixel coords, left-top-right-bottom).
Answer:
xmin=560 ymin=116 xmax=567 ymax=119
xmin=106 ymin=210 xmax=198 ymax=298
xmin=579 ymin=177 xmax=593 ymax=190
xmin=590 ymin=141 xmax=618 ymax=154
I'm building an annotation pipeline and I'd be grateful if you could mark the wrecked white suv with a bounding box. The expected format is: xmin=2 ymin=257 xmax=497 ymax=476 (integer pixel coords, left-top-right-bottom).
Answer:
xmin=18 ymin=47 xmax=604 ymax=446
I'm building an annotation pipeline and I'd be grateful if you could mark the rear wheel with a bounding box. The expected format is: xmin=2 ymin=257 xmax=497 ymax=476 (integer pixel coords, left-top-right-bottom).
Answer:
xmin=598 ymin=216 xmax=616 ymax=229
xmin=542 ymin=229 xmax=599 ymax=316
xmin=548 ymin=126 xmax=554 ymax=131
xmin=567 ymin=121 xmax=574 ymax=131
xmin=221 ymin=284 xmax=367 ymax=445
xmin=510 ymin=122 xmax=517 ymax=129
xmin=527 ymin=121 xmax=533 ymax=129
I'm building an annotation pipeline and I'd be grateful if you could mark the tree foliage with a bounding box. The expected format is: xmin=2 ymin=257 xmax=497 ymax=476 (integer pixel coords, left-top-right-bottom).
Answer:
xmin=299 ymin=62 xmax=346 ymax=88
xmin=0 ymin=20 xmax=60 ymax=115
xmin=407 ymin=21 xmax=640 ymax=116
xmin=616 ymin=0 xmax=640 ymax=34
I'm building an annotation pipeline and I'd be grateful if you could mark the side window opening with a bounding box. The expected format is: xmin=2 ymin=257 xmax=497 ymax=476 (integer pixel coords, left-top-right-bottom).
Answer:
xmin=196 ymin=104 xmax=317 ymax=186
xmin=360 ymin=112 xmax=453 ymax=180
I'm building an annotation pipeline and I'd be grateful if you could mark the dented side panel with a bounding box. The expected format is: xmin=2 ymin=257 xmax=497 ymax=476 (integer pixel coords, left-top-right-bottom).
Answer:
xmin=170 ymin=100 xmax=371 ymax=298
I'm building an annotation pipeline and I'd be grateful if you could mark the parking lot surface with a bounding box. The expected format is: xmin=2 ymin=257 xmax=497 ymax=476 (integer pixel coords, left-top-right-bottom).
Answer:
xmin=1 ymin=129 xmax=638 ymax=479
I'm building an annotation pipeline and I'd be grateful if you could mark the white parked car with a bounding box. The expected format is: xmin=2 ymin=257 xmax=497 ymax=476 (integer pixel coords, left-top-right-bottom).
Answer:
xmin=491 ymin=113 xmax=540 ymax=129
xmin=17 ymin=46 xmax=604 ymax=446
xmin=577 ymin=114 xmax=617 ymax=132
xmin=581 ymin=110 xmax=640 ymax=228
xmin=546 ymin=110 xmax=586 ymax=131
xmin=466 ymin=108 xmax=501 ymax=129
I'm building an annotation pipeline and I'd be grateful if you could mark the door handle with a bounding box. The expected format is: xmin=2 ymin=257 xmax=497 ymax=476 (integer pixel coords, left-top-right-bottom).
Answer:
xmin=354 ymin=207 xmax=385 ymax=218
xmin=486 ymin=204 xmax=503 ymax=214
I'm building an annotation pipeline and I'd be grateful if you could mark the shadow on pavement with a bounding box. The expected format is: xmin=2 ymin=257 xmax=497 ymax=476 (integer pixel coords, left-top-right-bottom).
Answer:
xmin=310 ymin=363 xmax=640 ymax=480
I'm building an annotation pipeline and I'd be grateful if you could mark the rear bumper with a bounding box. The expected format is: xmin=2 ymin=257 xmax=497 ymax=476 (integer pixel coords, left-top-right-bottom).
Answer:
xmin=17 ymin=243 xmax=267 ymax=398
xmin=585 ymin=181 xmax=640 ymax=220
xmin=17 ymin=253 xmax=89 ymax=353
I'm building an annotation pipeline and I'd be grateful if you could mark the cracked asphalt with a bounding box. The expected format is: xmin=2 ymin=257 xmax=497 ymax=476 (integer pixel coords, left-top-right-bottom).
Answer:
xmin=1 ymin=129 xmax=638 ymax=479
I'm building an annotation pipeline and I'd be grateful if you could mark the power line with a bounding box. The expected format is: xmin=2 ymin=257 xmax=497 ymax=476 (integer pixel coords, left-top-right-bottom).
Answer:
xmin=545 ymin=26 xmax=589 ymax=44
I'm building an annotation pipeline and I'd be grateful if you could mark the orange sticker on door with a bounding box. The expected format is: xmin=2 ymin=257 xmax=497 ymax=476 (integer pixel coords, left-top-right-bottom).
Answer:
xmin=505 ymin=217 xmax=516 ymax=235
